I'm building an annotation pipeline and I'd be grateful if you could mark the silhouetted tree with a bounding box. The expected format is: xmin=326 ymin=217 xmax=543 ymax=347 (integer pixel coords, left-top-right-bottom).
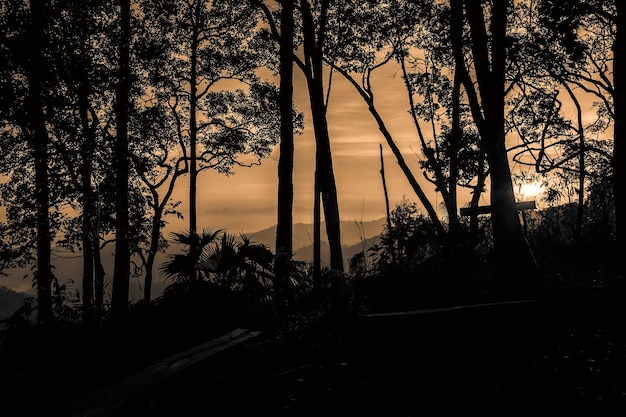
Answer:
xmin=326 ymin=1 xmax=484 ymax=237
xmin=537 ymin=0 xmax=622 ymax=248
xmin=129 ymin=104 xmax=187 ymax=303
xmin=111 ymin=0 xmax=132 ymax=322
xmin=140 ymin=0 xmax=282 ymax=232
xmin=449 ymin=0 xmax=541 ymax=294
xmin=253 ymin=0 xmax=344 ymax=306
xmin=274 ymin=0 xmax=296 ymax=308
xmin=300 ymin=0 xmax=347 ymax=314
xmin=0 ymin=1 xmax=58 ymax=324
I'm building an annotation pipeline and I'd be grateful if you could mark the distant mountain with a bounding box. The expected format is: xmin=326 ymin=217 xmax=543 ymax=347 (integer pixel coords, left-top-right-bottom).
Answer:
xmin=292 ymin=234 xmax=383 ymax=270
xmin=0 ymin=218 xmax=387 ymax=304
xmin=248 ymin=218 xmax=386 ymax=252
xmin=0 ymin=286 xmax=29 ymax=320
xmin=247 ymin=218 xmax=385 ymax=270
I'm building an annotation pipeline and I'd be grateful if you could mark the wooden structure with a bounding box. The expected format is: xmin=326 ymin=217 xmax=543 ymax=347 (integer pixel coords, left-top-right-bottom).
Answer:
xmin=459 ymin=200 xmax=536 ymax=217
xmin=56 ymin=328 xmax=262 ymax=417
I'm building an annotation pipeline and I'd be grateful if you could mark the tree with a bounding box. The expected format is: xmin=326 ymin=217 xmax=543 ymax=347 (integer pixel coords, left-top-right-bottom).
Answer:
xmin=537 ymin=0 xmax=622 ymax=248
xmin=274 ymin=0 xmax=296 ymax=307
xmin=300 ymin=0 xmax=347 ymax=314
xmin=111 ymin=0 xmax=132 ymax=321
xmin=1 ymin=0 xmax=120 ymax=325
xmin=253 ymin=0 xmax=346 ymax=310
xmin=61 ymin=0 xmax=114 ymax=324
xmin=141 ymin=0 xmax=282 ymax=226
xmin=137 ymin=0 xmax=285 ymax=300
xmin=324 ymin=1 xmax=447 ymax=235
xmin=324 ymin=1 xmax=492 ymax=240
xmin=0 ymin=1 xmax=59 ymax=324
xmin=129 ymin=104 xmax=187 ymax=303
xmin=450 ymin=0 xmax=540 ymax=293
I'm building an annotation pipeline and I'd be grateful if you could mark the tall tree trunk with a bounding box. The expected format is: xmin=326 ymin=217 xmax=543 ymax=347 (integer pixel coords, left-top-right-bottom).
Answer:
xmin=301 ymin=0 xmax=344 ymax=274
xmin=313 ymin=173 xmax=322 ymax=293
xmin=274 ymin=0 xmax=295 ymax=308
xmin=27 ymin=0 xmax=53 ymax=326
xmin=448 ymin=72 xmax=462 ymax=236
xmin=143 ymin=211 xmax=161 ymax=303
xmin=189 ymin=16 xmax=199 ymax=239
xmin=111 ymin=0 xmax=132 ymax=321
xmin=79 ymin=79 xmax=95 ymax=324
xmin=614 ymin=1 xmax=625 ymax=249
xmin=464 ymin=0 xmax=540 ymax=293
xmin=450 ymin=0 xmax=539 ymax=296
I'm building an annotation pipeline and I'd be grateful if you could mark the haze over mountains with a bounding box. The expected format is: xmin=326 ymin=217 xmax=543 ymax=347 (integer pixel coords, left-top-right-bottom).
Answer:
xmin=0 ymin=218 xmax=387 ymax=306
xmin=248 ymin=218 xmax=385 ymax=252
xmin=249 ymin=217 xmax=386 ymax=268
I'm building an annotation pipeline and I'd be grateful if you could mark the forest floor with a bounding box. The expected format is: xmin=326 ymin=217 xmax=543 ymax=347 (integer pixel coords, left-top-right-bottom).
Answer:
xmin=2 ymin=271 xmax=626 ymax=416
xmin=111 ymin=285 xmax=626 ymax=416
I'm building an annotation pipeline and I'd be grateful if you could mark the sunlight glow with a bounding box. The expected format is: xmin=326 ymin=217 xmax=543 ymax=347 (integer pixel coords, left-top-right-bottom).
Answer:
xmin=517 ymin=181 xmax=543 ymax=200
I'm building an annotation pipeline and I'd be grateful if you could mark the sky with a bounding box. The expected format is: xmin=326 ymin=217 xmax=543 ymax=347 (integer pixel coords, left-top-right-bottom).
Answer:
xmin=179 ymin=61 xmax=452 ymax=235
xmin=1 ymin=29 xmax=603 ymax=296
xmin=3 ymin=59 xmax=440 ymax=295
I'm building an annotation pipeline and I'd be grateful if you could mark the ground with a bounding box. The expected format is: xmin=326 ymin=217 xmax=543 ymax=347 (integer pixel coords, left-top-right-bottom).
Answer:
xmin=2 ymin=277 xmax=626 ymax=416
xmin=115 ymin=286 xmax=626 ymax=416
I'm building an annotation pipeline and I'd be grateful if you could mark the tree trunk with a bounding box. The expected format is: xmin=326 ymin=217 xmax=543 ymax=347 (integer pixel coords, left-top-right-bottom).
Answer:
xmin=274 ymin=0 xmax=295 ymax=308
xmin=189 ymin=16 xmax=199 ymax=238
xmin=94 ymin=242 xmax=105 ymax=312
xmin=462 ymin=0 xmax=540 ymax=295
xmin=27 ymin=0 xmax=53 ymax=326
xmin=111 ymin=0 xmax=132 ymax=321
xmin=143 ymin=211 xmax=161 ymax=303
xmin=448 ymin=72 xmax=462 ymax=236
xmin=79 ymin=79 xmax=95 ymax=324
xmin=313 ymin=174 xmax=322 ymax=293
xmin=614 ymin=1 xmax=625 ymax=248
xmin=301 ymin=0 xmax=344 ymax=274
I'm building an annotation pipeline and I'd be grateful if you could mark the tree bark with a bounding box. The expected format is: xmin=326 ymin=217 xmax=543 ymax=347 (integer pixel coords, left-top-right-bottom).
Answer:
xmin=459 ymin=0 xmax=540 ymax=294
xmin=313 ymin=173 xmax=322 ymax=293
xmin=189 ymin=3 xmax=200 ymax=238
xmin=27 ymin=0 xmax=54 ymax=326
xmin=614 ymin=1 xmax=625 ymax=248
xmin=274 ymin=0 xmax=295 ymax=308
xmin=111 ymin=0 xmax=132 ymax=321
xmin=79 ymin=76 xmax=95 ymax=324
xmin=301 ymin=0 xmax=344 ymax=274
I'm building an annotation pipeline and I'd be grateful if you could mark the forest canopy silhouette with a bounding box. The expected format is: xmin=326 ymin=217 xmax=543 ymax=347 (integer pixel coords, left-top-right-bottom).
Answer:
xmin=1 ymin=0 xmax=625 ymax=413
xmin=0 ymin=0 xmax=623 ymax=377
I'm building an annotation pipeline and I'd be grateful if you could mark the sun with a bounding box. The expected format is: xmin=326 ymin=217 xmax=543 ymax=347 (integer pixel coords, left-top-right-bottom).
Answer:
xmin=517 ymin=181 xmax=543 ymax=200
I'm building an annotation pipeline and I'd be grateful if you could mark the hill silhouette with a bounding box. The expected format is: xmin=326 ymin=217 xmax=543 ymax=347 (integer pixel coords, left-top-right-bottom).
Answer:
xmin=248 ymin=217 xmax=385 ymax=252
xmin=0 ymin=286 xmax=29 ymax=321
xmin=247 ymin=218 xmax=386 ymax=269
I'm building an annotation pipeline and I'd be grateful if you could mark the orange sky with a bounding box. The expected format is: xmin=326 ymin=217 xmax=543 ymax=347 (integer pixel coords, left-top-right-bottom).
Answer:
xmin=175 ymin=61 xmax=456 ymax=235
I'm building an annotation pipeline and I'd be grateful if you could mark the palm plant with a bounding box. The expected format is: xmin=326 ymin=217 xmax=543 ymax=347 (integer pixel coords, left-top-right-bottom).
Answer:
xmin=200 ymin=232 xmax=275 ymax=292
xmin=159 ymin=228 xmax=222 ymax=282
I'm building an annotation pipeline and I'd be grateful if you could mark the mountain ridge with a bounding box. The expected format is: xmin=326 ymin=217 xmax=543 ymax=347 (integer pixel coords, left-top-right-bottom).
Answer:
xmin=0 ymin=286 xmax=29 ymax=321
xmin=247 ymin=217 xmax=386 ymax=252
